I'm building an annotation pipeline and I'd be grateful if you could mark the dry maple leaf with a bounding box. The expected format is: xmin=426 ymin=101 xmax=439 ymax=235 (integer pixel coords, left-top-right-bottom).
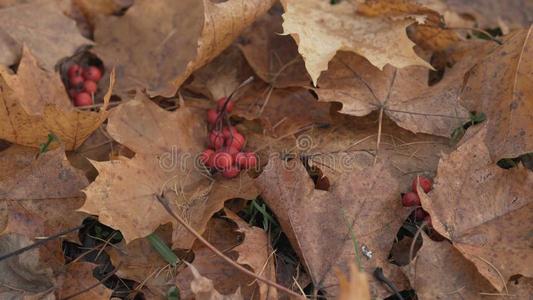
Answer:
xmin=256 ymin=157 xmax=409 ymax=298
xmin=460 ymin=26 xmax=533 ymax=160
xmin=55 ymin=262 xmax=113 ymax=300
xmin=94 ymin=0 xmax=275 ymax=97
xmin=80 ymin=93 xmax=259 ymax=249
xmin=316 ymin=47 xmax=484 ymax=137
xmin=0 ymin=0 xmax=92 ymax=69
xmin=280 ymin=0 xmax=432 ymax=85
xmin=418 ymin=124 xmax=533 ymax=291
xmin=402 ymin=234 xmax=497 ymax=299
xmin=0 ymin=51 xmax=115 ymax=150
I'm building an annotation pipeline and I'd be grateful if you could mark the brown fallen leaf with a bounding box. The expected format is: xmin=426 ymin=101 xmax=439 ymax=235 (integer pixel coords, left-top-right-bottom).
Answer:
xmin=507 ymin=276 xmax=533 ymax=299
xmin=336 ymin=263 xmax=371 ymax=300
xmin=239 ymin=6 xmax=310 ymax=88
xmin=55 ymin=262 xmax=113 ymax=300
xmin=187 ymin=263 xmax=244 ymax=300
xmin=0 ymin=233 xmax=55 ymax=299
xmin=460 ymin=27 xmax=533 ymax=160
xmin=108 ymin=224 xmax=176 ymax=298
xmin=402 ymin=234 xmax=497 ymax=299
xmin=94 ymin=0 xmax=275 ymax=97
xmin=176 ymin=216 xmax=260 ymax=299
xmin=0 ymin=52 xmax=115 ymax=150
xmin=419 ymin=124 xmax=533 ymax=291
xmin=0 ymin=0 xmax=92 ymax=69
xmin=443 ymin=0 xmax=533 ymax=30
xmin=224 ymin=209 xmax=278 ymax=300
xmin=280 ymin=0 xmax=431 ymax=85
xmin=316 ymin=46 xmax=484 ymax=137
xmin=80 ymin=93 xmax=259 ymax=248
xmin=256 ymin=157 xmax=409 ymax=298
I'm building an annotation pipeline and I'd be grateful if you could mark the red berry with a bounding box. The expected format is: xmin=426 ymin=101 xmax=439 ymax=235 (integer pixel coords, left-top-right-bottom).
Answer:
xmin=245 ymin=152 xmax=258 ymax=169
xmin=74 ymin=92 xmax=92 ymax=107
xmin=83 ymin=66 xmax=102 ymax=82
xmin=411 ymin=176 xmax=432 ymax=194
xmin=207 ymin=109 xmax=219 ymax=125
xmin=401 ymin=192 xmax=420 ymax=207
xmin=83 ymin=80 xmax=98 ymax=94
xmin=222 ymin=126 xmax=238 ymax=138
xmin=222 ymin=165 xmax=240 ymax=178
xmin=217 ymin=97 xmax=234 ymax=113
xmin=225 ymin=132 xmax=245 ymax=150
xmin=235 ymin=152 xmax=247 ymax=168
xmin=200 ymin=149 xmax=215 ymax=166
xmin=69 ymin=89 xmax=79 ymax=98
xmin=67 ymin=64 xmax=81 ymax=77
xmin=213 ymin=152 xmax=233 ymax=170
xmin=69 ymin=75 xmax=84 ymax=88
xmin=413 ymin=208 xmax=428 ymax=221
xmin=209 ymin=131 xmax=224 ymax=149
xmin=221 ymin=146 xmax=239 ymax=158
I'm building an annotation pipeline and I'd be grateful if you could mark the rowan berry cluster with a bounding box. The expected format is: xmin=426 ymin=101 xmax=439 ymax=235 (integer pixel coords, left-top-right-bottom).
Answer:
xmin=66 ymin=64 xmax=103 ymax=107
xmin=401 ymin=176 xmax=433 ymax=226
xmin=200 ymin=97 xmax=257 ymax=178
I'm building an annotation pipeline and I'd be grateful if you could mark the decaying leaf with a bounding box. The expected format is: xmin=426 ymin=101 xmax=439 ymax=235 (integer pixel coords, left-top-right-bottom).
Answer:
xmin=55 ymin=262 xmax=113 ymax=299
xmin=80 ymin=93 xmax=259 ymax=248
xmin=402 ymin=234 xmax=497 ymax=299
xmin=460 ymin=27 xmax=533 ymax=160
xmin=280 ymin=0 xmax=432 ymax=85
xmin=256 ymin=157 xmax=409 ymax=298
xmin=0 ymin=0 xmax=91 ymax=69
xmin=94 ymin=0 xmax=275 ymax=97
xmin=419 ymin=124 xmax=533 ymax=291
xmin=0 ymin=52 xmax=115 ymax=150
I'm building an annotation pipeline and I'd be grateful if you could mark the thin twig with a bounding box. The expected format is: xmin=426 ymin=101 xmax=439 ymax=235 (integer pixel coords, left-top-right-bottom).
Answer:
xmin=374 ymin=107 xmax=384 ymax=165
xmin=0 ymin=224 xmax=84 ymax=262
xmin=61 ymin=262 xmax=122 ymax=300
xmin=154 ymin=194 xmax=304 ymax=299
xmin=445 ymin=26 xmax=502 ymax=45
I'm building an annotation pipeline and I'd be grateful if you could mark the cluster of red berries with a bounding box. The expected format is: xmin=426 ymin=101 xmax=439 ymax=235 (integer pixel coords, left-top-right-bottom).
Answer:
xmin=67 ymin=64 xmax=103 ymax=107
xmin=200 ymin=97 xmax=257 ymax=178
xmin=402 ymin=176 xmax=433 ymax=226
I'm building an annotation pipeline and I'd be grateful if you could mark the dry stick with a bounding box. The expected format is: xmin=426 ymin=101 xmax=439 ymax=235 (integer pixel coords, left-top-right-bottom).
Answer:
xmin=154 ymin=195 xmax=305 ymax=299
xmin=0 ymin=224 xmax=84 ymax=262
xmin=61 ymin=262 xmax=122 ymax=300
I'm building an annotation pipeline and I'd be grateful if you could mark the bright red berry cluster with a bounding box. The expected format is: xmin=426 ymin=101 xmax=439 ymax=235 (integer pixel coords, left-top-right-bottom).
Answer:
xmin=401 ymin=175 xmax=433 ymax=226
xmin=200 ymin=97 xmax=257 ymax=178
xmin=67 ymin=64 xmax=103 ymax=107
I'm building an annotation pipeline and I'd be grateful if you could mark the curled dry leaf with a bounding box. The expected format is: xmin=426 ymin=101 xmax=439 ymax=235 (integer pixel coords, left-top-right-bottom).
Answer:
xmin=224 ymin=209 xmax=278 ymax=300
xmin=316 ymin=44 xmax=486 ymax=137
xmin=418 ymin=124 xmax=533 ymax=291
xmin=280 ymin=0 xmax=432 ymax=85
xmin=460 ymin=27 xmax=533 ymax=160
xmin=177 ymin=217 xmax=257 ymax=300
xmin=80 ymin=93 xmax=259 ymax=248
xmin=187 ymin=263 xmax=244 ymax=300
xmin=94 ymin=0 xmax=275 ymax=97
xmin=0 ymin=50 xmax=115 ymax=150
xmin=55 ymin=262 xmax=113 ymax=300
xmin=402 ymin=234 xmax=497 ymax=299
xmin=336 ymin=263 xmax=371 ymax=300
xmin=0 ymin=0 xmax=92 ymax=69
xmin=256 ymin=157 xmax=409 ymax=298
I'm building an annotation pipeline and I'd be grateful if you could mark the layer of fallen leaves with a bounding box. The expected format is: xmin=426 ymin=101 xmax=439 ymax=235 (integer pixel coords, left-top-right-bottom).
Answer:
xmin=0 ymin=0 xmax=531 ymax=299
